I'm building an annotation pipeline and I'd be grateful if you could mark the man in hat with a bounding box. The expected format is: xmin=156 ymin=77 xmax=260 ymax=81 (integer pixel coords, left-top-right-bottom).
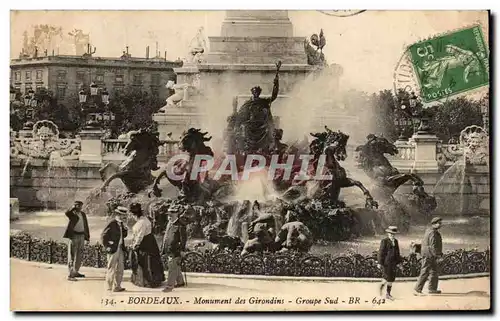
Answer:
xmin=101 ymin=207 xmax=129 ymax=292
xmin=377 ymin=226 xmax=402 ymax=300
xmin=162 ymin=207 xmax=192 ymax=292
xmin=63 ymin=200 xmax=90 ymax=281
xmin=414 ymin=217 xmax=443 ymax=295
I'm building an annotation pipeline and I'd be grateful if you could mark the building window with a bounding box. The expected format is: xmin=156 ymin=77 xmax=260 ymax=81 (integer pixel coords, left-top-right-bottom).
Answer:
xmin=151 ymin=74 xmax=160 ymax=86
xmin=25 ymin=85 xmax=32 ymax=94
xmin=95 ymin=73 xmax=104 ymax=83
xmin=57 ymin=70 xmax=67 ymax=82
xmin=115 ymin=74 xmax=124 ymax=84
xmin=57 ymin=85 xmax=66 ymax=98
xmin=76 ymin=71 xmax=86 ymax=83
xmin=133 ymin=73 xmax=143 ymax=85
xmin=14 ymin=72 xmax=21 ymax=82
xmin=25 ymin=71 xmax=32 ymax=81
xmin=36 ymin=84 xmax=44 ymax=91
xmin=36 ymin=70 xmax=43 ymax=81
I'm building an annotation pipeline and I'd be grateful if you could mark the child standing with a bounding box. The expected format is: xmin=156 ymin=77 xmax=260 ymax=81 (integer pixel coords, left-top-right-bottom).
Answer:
xmin=377 ymin=226 xmax=402 ymax=300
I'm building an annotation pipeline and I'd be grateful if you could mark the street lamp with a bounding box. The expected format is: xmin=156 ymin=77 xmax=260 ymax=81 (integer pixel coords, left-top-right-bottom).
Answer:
xmin=79 ymin=84 xmax=113 ymax=129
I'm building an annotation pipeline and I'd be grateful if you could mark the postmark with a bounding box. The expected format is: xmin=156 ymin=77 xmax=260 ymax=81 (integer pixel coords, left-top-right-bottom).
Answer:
xmin=408 ymin=25 xmax=489 ymax=103
xmin=317 ymin=10 xmax=366 ymax=17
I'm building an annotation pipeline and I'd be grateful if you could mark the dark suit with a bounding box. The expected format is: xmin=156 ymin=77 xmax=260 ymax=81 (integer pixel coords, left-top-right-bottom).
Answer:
xmin=63 ymin=209 xmax=90 ymax=241
xmin=101 ymin=220 xmax=128 ymax=254
xmin=163 ymin=222 xmax=187 ymax=288
xmin=415 ymin=228 xmax=443 ymax=292
xmin=63 ymin=209 xmax=90 ymax=276
xmin=101 ymin=219 xmax=128 ymax=291
xmin=378 ymin=237 xmax=402 ymax=282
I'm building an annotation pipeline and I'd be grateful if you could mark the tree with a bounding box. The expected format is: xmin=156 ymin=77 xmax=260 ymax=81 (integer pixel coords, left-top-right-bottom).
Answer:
xmin=33 ymin=88 xmax=80 ymax=132
xmin=108 ymin=86 xmax=164 ymax=134
xmin=368 ymin=89 xmax=399 ymax=140
xmin=428 ymin=97 xmax=483 ymax=142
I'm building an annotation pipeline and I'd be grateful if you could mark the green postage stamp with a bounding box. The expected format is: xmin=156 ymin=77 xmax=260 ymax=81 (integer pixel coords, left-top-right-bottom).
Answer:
xmin=408 ymin=25 xmax=489 ymax=103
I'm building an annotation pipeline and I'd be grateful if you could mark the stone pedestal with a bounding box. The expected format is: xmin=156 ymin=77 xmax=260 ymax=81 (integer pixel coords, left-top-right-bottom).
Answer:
xmin=78 ymin=128 xmax=104 ymax=163
xmin=411 ymin=133 xmax=439 ymax=173
xmin=154 ymin=105 xmax=206 ymax=141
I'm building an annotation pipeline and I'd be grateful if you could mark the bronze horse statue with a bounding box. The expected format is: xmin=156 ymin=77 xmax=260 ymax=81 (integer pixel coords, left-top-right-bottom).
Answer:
xmin=99 ymin=127 xmax=164 ymax=194
xmin=355 ymin=134 xmax=437 ymax=214
xmin=151 ymin=128 xmax=230 ymax=203
xmin=283 ymin=126 xmax=378 ymax=209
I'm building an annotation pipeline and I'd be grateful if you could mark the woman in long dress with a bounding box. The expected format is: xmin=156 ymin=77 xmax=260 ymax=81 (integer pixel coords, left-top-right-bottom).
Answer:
xmin=129 ymin=203 xmax=165 ymax=288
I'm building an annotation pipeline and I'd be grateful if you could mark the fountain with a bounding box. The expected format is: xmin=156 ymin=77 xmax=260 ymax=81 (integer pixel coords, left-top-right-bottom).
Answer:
xmin=433 ymin=125 xmax=489 ymax=216
xmin=10 ymin=120 xmax=82 ymax=209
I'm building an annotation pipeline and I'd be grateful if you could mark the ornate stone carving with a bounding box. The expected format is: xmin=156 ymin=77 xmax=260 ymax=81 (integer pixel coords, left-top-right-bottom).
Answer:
xmin=460 ymin=125 xmax=488 ymax=165
xmin=188 ymin=27 xmax=208 ymax=64
xmin=10 ymin=120 xmax=81 ymax=160
xmin=159 ymin=76 xmax=201 ymax=111
xmin=436 ymin=143 xmax=463 ymax=171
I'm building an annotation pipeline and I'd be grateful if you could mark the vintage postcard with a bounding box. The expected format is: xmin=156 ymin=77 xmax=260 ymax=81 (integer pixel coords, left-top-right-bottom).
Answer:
xmin=9 ymin=10 xmax=490 ymax=312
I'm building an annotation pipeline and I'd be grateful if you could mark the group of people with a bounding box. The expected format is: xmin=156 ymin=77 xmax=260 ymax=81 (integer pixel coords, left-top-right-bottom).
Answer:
xmin=63 ymin=200 xmax=192 ymax=293
xmin=377 ymin=217 xmax=444 ymax=300
xmin=63 ymin=199 xmax=445 ymax=297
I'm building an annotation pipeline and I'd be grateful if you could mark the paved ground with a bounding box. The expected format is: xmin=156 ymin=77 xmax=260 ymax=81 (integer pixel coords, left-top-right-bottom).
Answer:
xmin=11 ymin=211 xmax=490 ymax=256
xmin=10 ymin=258 xmax=490 ymax=312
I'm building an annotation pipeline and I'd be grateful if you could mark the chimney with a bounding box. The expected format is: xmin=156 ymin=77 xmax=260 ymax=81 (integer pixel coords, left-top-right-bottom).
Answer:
xmin=52 ymin=49 xmax=54 ymax=56
xmin=146 ymin=46 xmax=149 ymax=59
xmin=126 ymin=46 xmax=129 ymax=55
xmin=164 ymin=51 xmax=167 ymax=60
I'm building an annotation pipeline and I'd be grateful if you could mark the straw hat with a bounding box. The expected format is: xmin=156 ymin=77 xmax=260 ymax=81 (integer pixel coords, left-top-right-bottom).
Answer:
xmin=385 ymin=226 xmax=399 ymax=234
xmin=114 ymin=206 xmax=129 ymax=216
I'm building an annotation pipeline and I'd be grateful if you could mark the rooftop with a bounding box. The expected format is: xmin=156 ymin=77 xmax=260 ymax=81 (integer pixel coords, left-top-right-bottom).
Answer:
xmin=10 ymin=55 xmax=183 ymax=68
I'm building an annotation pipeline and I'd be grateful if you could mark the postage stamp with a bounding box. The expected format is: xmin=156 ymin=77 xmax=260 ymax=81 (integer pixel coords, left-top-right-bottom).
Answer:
xmin=408 ymin=25 xmax=489 ymax=103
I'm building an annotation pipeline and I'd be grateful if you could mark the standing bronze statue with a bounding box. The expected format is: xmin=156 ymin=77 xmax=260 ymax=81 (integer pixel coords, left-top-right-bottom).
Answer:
xmin=233 ymin=61 xmax=282 ymax=155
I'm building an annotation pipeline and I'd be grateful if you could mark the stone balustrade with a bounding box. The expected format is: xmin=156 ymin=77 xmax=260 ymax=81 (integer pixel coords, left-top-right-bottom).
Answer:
xmin=101 ymin=139 xmax=180 ymax=162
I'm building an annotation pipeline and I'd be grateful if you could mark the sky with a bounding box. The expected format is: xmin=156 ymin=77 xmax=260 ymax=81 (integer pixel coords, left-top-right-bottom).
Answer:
xmin=10 ymin=10 xmax=488 ymax=93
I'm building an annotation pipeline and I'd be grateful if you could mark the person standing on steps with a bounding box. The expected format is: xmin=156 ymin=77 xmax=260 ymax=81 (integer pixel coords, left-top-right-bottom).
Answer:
xmin=101 ymin=207 xmax=129 ymax=292
xmin=63 ymin=201 xmax=90 ymax=281
xmin=414 ymin=217 xmax=443 ymax=295
xmin=377 ymin=226 xmax=402 ymax=300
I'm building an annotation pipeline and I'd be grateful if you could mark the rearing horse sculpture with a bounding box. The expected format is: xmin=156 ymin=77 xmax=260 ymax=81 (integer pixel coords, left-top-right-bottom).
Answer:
xmin=284 ymin=126 xmax=379 ymax=209
xmin=355 ymin=134 xmax=437 ymax=214
xmin=99 ymin=127 xmax=164 ymax=194
xmin=151 ymin=128 xmax=229 ymax=203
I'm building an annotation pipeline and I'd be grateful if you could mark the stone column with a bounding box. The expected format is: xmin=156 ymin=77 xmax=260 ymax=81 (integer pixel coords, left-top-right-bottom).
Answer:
xmin=221 ymin=10 xmax=293 ymax=37
xmin=78 ymin=128 xmax=104 ymax=163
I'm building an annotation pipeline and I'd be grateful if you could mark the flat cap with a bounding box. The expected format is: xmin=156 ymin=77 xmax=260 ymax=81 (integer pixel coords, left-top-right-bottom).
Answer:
xmin=431 ymin=217 xmax=443 ymax=224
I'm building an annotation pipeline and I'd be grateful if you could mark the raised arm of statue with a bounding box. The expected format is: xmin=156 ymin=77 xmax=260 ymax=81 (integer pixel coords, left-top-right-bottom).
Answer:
xmin=270 ymin=61 xmax=281 ymax=103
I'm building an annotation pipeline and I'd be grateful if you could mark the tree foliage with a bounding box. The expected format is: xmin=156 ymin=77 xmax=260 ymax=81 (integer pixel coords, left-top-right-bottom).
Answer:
xmin=428 ymin=96 xmax=483 ymax=142
xmin=108 ymin=86 xmax=165 ymax=134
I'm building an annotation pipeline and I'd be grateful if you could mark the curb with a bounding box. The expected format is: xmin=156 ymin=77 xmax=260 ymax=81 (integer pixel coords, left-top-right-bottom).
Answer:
xmin=12 ymin=258 xmax=490 ymax=283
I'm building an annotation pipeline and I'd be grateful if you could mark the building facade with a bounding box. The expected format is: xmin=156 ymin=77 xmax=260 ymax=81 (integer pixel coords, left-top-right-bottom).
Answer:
xmin=10 ymin=54 xmax=182 ymax=105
